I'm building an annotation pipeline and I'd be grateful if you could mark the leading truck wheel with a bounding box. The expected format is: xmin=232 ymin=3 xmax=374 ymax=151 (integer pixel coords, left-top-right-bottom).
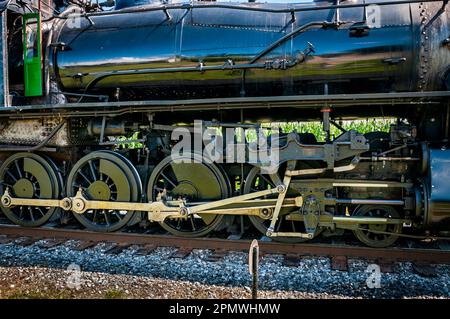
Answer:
xmin=147 ymin=153 xmax=229 ymax=237
xmin=66 ymin=151 xmax=141 ymax=232
xmin=0 ymin=153 xmax=62 ymax=227
xmin=352 ymin=205 xmax=402 ymax=248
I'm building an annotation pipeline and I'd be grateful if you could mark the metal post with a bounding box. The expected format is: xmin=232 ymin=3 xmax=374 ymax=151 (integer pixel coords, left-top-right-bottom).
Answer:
xmin=321 ymin=107 xmax=332 ymax=143
xmin=252 ymin=247 xmax=258 ymax=299
xmin=248 ymin=239 xmax=259 ymax=299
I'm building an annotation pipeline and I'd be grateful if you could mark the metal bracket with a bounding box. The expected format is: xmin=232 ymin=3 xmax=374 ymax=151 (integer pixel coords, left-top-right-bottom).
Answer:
xmin=383 ymin=57 xmax=407 ymax=65
xmin=163 ymin=8 xmax=172 ymax=22
xmin=302 ymin=195 xmax=321 ymax=235
xmin=50 ymin=42 xmax=72 ymax=51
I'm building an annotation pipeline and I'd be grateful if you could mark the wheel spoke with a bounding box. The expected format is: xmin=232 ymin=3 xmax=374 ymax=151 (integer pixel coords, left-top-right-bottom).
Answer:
xmin=113 ymin=211 xmax=123 ymax=220
xmin=5 ymin=170 xmax=18 ymax=183
xmin=28 ymin=207 xmax=35 ymax=221
xmin=276 ymin=216 xmax=283 ymax=231
xmin=160 ymin=172 xmax=177 ymax=188
xmin=88 ymin=160 xmax=97 ymax=181
xmin=104 ymin=211 xmax=111 ymax=226
xmin=259 ymin=174 xmax=275 ymax=188
xmin=36 ymin=207 xmax=45 ymax=217
xmin=78 ymin=171 xmax=92 ymax=185
xmin=14 ymin=160 xmax=23 ymax=179
xmin=190 ymin=216 xmax=197 ymax=231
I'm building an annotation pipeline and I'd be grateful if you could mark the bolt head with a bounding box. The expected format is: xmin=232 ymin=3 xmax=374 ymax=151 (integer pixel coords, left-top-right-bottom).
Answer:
xmin=180 ymin=207 xmax=189 ymax=216
xmin=1 ymin=197 xmax=10 ymax=207
xmin=276 ymin=185 xmax=286 ymax=193
xmin=61 ymin=198 xmax=72 ymax=211
xmin=72 ymin=198 xmax=85 ymax=213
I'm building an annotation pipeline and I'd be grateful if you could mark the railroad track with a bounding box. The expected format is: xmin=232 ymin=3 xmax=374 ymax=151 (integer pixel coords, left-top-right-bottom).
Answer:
xmin=0 ymin=224 xmax=450 ymax=272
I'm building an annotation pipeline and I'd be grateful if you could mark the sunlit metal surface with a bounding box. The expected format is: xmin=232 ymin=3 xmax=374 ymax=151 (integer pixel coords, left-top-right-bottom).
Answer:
xmin=50 ymin=0 xmax=450 ymax=100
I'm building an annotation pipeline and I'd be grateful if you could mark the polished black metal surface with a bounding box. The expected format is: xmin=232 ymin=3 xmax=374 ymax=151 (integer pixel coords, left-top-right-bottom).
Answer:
xmin=427 ymin=148 xmax=450 ymax=225
xmin=50 ymin=0 xmax=450 ymax=101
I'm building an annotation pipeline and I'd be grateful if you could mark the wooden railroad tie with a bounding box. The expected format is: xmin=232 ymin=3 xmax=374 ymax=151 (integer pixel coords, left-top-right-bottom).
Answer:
xmin=73 ymin=240 xmax=97 ymax=251
xmin=412 ymin=263 xmax=438 ymax=277
xmin=0 ymin=235 xmax=18 ymax=244
xmin=37 ymin=238 xmax=66 ymax=249
xmin=134 ymin=244 xmax=157 ymax=256
xmin=171 ymin=247 xmax=193 ymax=259
xmin=283 ymin=254 xmax=303 ymax=267
xmin=104 ymin=243 xmax=131 ymax=255
xmin=331 ymin=256 xmax=348 ymax=271
xmin=15 ymin=237 xmax=41 ymax=247
xmin=206 ymin=249 xmax=228 ymax=262
xmin=377 ymin=258 xmax=396 ymax=273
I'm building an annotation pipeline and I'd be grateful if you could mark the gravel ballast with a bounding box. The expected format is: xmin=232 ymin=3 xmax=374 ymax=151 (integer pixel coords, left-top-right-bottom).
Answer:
xmin=0 ymin=239 xmax=449 ymax=299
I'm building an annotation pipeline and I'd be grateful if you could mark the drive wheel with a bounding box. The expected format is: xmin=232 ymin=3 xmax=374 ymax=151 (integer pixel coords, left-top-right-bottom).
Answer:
xmin=352 ymin=205 xmax=402 ymax=247
xmin=244 ymin=166 xmax=311 ymax=243
xmin=0 ymin=153 xmax=62 ymax=227
xmin=66 ymin=151 xmax=141 ymax=232
xmin=147 ymin=153 xmax=229 ymax=237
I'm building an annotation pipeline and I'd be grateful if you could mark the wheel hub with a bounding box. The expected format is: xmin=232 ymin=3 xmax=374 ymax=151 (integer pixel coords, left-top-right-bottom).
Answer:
xmin=87 ymin=181 xmax=111 ymax=200
xmin=13 ymin=179 xmax=34 ymax=198
xmin=172 ymin=181 xmax=199 ymax=200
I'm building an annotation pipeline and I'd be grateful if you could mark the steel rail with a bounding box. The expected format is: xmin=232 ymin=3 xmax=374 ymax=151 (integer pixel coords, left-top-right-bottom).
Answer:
xmin=0 ymin=224 xmax=449 ymax=264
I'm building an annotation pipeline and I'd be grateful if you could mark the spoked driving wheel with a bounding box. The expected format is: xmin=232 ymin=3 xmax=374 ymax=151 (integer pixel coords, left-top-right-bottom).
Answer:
xmin=0 ymin=153 xmax=62 ymax=227
xmin=244 ymin=166 xmax=312 ymax=243
xmin=352 ymin=205 xmax=402 ymax=248
xmin=66 ymin=151 xmax=142 ymax=232
xmin=147 ymin=153 xmax=229 ymax=237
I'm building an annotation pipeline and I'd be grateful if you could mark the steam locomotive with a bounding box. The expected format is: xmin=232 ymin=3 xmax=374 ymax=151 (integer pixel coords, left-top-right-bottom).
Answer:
xmin=0 ymin=0 xmax=449 ymax=247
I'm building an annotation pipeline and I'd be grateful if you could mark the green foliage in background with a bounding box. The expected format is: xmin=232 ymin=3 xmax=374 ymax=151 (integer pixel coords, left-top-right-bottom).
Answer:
xmin=114 ymin=131 xmax=143 ymax=149
xmin=114 ymin=118 xmax=396 ymax=148
xmin=276 ymin=118 xmax=395 ymax=141
xmin=246 ymin=118 xmax=395 ymax=142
